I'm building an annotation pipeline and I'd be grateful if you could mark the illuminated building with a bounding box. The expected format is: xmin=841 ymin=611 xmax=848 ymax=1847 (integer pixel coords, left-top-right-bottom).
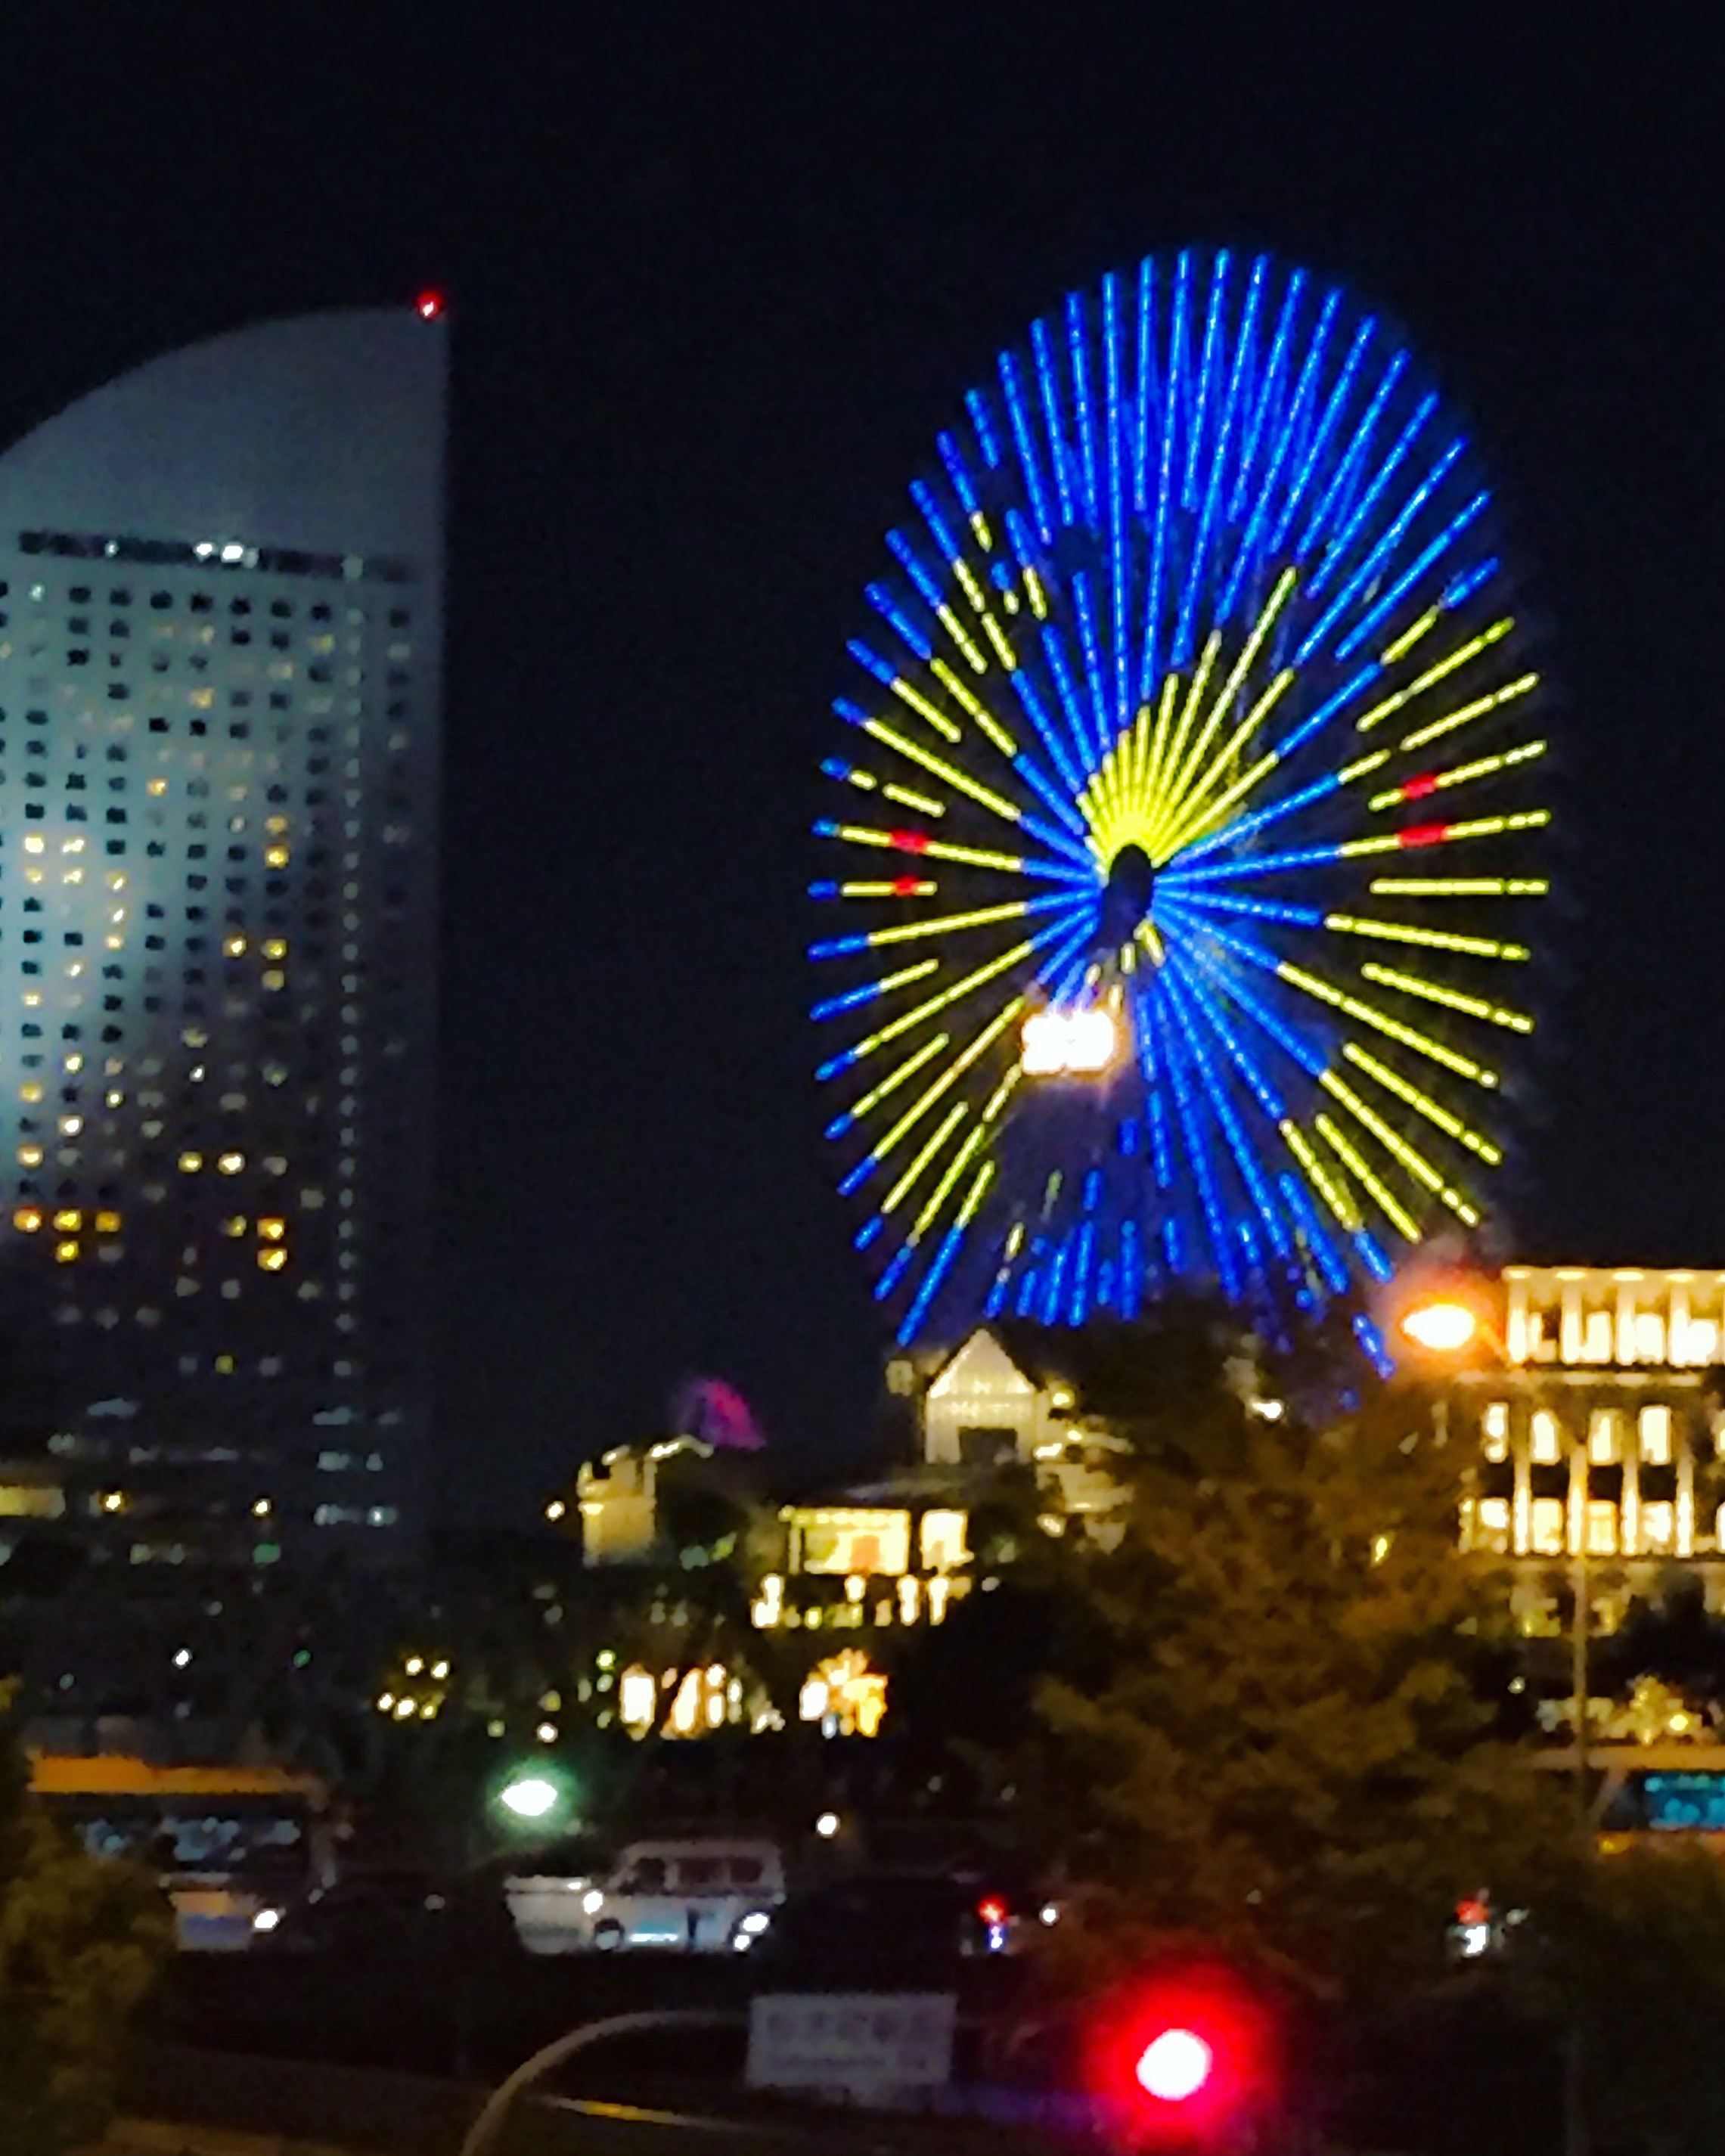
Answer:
xmin=1454 ymin=1267 xmax=1725 ymax=1630
xmin=0 ymin=306 xmax=445 ymax=1568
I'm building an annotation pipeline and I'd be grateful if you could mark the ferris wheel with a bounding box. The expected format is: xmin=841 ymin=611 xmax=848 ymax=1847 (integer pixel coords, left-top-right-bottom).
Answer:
xmin=811 ymin=248 xmax=1549 ymax=1348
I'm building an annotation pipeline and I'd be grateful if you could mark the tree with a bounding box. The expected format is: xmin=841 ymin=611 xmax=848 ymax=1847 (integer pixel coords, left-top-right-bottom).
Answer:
xmin=1516 ymin=1845 xmax=1725 ymax=2156
xmin=0 ymin=1687 xmax=171 ymax=2156
xmin=1030 ymin=1314 xmax=1579 ymax=2005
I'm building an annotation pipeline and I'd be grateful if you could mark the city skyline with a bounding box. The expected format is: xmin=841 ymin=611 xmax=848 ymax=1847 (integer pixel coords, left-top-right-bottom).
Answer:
xmin=0 ymin=14 xmax=1719 ymax=1522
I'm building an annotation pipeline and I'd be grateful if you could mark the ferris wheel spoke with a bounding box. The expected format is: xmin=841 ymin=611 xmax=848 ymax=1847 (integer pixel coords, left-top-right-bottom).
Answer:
xmin=1161 ymin=963 xmax=1296 ymax=1264
xmin=895 ymin=1163 xmax=999 ymax=1347
xmin=1304 ymin=391 xmax=1440 ymax=603
xmin=1321 ymin=912 xmax=1530 ymax=963
xmin=1172 ymin=254 xmax=1249 ymax=660
xmin=1102 ymin=270 xmax=1131 ymax=731
xmin=823 ymin=1031 xmax=950 ymax=1142
xmin=1339 ymin=1041 xmax=1502 ymax=1165
xmin=1165 ymin=921 xmax=1458 ymax=1245
xmin=1150 ymin=991 xmax=1241 ymax=1298
xmin=1369 ymin=875 xmax=1548 ymax=899
xmin=1293 ymin=348 xmax=1407 ymax=561
xmin=810 ymin=892 xmax=1074 ymax=964
xmin=1353 ymin=616 xmax=1516 ymax=733
xmin=1334 ymin=491 xmax=1491 ymax=662
xmin=1224 ymin=267 xmax=1303 ymax=526
xmin=814 ymin=920 xmax=1073 ymax=1084
xmin=1066 ymin=290 xmax=1101 ymax=529
xmin=1366 ymin=737 xmax=1547 ymax=815
xmin=1155 ymin=569 xmax=1298 ymax=845
xmin=1267 ymin=313 xmax=1376 ymax=560
xmin=1357 ymin=962 xmax=1534 ymax=1035
xmin=1395 ymin=673 xmax=1540 ymax=757
xmin=1213 ymin=288 xmax=1340 ymax=634
xmin=1297 ymin=437 xmax=1469 ymax=662
xmin=1072 ymin=572 xmax=1114 ymax=765
xmin=837 ymin=997 xmax=1028 ymax=1198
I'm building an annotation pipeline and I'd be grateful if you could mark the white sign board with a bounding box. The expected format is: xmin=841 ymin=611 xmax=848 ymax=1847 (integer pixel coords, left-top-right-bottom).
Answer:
xmin=747 ymin=1991 xmax=957 ymax=2105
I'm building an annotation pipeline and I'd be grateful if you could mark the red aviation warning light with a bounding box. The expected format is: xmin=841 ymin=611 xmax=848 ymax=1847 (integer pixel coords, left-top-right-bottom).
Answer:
xmin=414 ymin=290 xmax=446 ymax=321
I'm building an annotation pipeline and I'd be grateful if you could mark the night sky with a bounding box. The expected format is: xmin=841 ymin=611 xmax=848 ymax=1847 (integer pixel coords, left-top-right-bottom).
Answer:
xmin=2 ymin=10 xmax=1720 ymax=1519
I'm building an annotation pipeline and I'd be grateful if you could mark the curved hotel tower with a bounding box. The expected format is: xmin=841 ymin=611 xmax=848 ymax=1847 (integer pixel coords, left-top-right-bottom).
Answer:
xmin=0 ymin=307 xmax=445 ymax=1568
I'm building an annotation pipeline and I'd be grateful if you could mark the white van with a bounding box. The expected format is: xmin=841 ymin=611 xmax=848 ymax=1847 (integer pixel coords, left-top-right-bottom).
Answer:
xmin=585 ymin=1838 xmax=785 ymax=1953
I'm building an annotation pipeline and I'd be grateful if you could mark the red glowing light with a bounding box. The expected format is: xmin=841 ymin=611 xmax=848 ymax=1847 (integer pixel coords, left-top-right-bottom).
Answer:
xmin=890 ymin=876 xmax=922 ymax=896
xmin=889 ymin=829 xmax=930 ymax=854
xmin=1397 ymin=821 xmax=1450 ymax=849
xmin=1137 ymin=2027 xmax=1214 ymax=2104
xmin=1084 ymin=1963 xmax=1277 ymax=2137
xmin=976 ymin=1896 xmax=1009 ymax=1928
xmin=415 ymin=290 xmax=446 ymax=321
xmin=1401 ymin=772 xmax=1438 ymax=800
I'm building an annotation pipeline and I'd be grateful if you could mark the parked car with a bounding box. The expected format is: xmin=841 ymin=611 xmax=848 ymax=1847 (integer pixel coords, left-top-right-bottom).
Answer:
xmin=501 ymin=1834 xmax=612 ymax=1956
xmin=740 ymin=1870 xmax=1041 ymax=1981
xmin=582 ymin=1838 xmax=786 ymax=1953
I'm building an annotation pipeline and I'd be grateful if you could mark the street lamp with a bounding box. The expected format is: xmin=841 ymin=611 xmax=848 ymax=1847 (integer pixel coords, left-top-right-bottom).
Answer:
xmin=492 ymin=1764 xmax=572 ymax=1832
xmin=1400 ymin=1299 xmax=1480 ymax=1355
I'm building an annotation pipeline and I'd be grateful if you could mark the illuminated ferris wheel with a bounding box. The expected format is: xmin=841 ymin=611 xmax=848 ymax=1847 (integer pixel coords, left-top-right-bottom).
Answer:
xmin=811 ymin=248 xmax=1549 ymax=1348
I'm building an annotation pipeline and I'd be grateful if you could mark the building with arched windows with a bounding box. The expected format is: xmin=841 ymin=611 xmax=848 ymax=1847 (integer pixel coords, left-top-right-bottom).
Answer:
xmin=0 ymin=306 xmax=445 ymax=1570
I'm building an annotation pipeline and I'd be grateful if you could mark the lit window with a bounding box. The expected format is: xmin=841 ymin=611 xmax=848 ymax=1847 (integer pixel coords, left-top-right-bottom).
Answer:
xmin=1530 ymin=1497 xmax=1566 ymax=1556
xmin=1474 ymin=1497 xmax=1511 ymax=1553
xmin=1641 ymin=1500 xmax=1675 ymax=1555
xmin=178 ymin=1152 xmax=203 ymax=1173
xmin=265 ymin=845 xmax=290 ymax=867
xmin=12 ymin=1208 xmax=42 ymax=1233
xmin=1587 ymin=1411 xmax=1618 ymax=1466
xmin=1587 ymin=1501 xmax=1618 ymax=1556
xmin=95 ymin=1211 xmax=121 ymax=1233
xmin=52 ymin=1210 xmax=82 ymax=1232
xmin=224 ymin=935 xmax=247 ymax=957
xmin=217 ymin=1152 xmax=244 ymax=1174
xmin=17 ymin=1145 xmax=43 ymax=1168
xmin=258 ymin=1249 xmax=288 ymax=1272
xmin=1640 ymin=1407 xmax=1673 ymax=1466
xmin=1530 ymin=1411 xmax=1562 ymax=1465
xmin=257 ymin=1218 xmax=286 ymax=1240
xmin=54 ymin=1240 xmax=79 ymax=1264
xmin=1480 ymin=1403 xmax=1510 ymax=1463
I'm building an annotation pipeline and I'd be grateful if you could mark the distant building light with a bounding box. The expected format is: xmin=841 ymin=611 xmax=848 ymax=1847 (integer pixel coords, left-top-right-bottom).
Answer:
xmin=415 ymin=290 xmax=446 ymax=321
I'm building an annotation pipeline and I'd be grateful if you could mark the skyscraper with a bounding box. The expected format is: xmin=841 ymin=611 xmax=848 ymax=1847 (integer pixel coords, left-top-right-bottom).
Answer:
xmin=0 ymin=306 xmax=445 ymax=1571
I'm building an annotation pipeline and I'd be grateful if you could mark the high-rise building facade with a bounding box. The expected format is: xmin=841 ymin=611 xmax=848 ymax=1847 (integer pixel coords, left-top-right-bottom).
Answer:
xmin=0 ymin=306 xmax=445 ymax=1570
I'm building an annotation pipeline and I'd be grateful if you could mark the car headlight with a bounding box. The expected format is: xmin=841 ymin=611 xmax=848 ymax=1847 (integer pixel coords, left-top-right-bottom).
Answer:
xmin=738 ymin=1909 xmax=772 ymax=1937
xmin=251 ymin=1906 xmax=283 ymax=1934
xmin=581 ymin=1888 xmax=605 ymax=1916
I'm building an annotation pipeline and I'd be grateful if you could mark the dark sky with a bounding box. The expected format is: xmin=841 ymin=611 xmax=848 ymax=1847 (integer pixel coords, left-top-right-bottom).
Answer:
xmin=1 ymin=8 xmax=1720 ymax=1519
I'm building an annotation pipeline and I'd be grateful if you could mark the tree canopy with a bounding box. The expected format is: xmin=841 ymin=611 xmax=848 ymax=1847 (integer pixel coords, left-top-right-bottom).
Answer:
xmin=0 ymin=1687 xmax=171 ymax=2156
xmin=1030 ymin=1310 xmax=1580 ymax=2002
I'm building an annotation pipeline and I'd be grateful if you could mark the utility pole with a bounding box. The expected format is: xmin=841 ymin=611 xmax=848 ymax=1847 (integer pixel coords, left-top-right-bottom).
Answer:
xmin=1565 ymin=1535 xmax=1589 ymax=2156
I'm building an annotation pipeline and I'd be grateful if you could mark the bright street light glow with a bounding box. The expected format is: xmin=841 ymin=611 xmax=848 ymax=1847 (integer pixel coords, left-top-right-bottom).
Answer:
xmin=814 ymin=1810 xmax=840 ymax=1838
xmin=1401 ymin=1300 xmax=1479 ymax=1354
xmin=1021 ymin=1005 xmax=1118 ymax=1078
xmin=1137 ymin=2027 xmax=1214 ymax=2103
xmin=498 ymin=1774 xmax=561 ymax=1822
